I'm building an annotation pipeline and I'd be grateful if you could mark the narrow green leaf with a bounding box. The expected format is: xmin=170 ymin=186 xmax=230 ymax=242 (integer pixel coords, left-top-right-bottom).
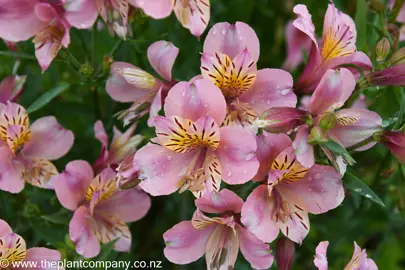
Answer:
xmin=27 ymin=84 xmax=70 ymax=113
xmin=344 ymin=172 xmax=385 ymax=207
xmin=96 ymin=239 xmax=119 ymax=261
xmin=355 ymin=0 xmax=367 ymax=51
xmin=0 ymin=51 xmax=36 ymax=60
xmin=41 ymin=209 xmax=70 ymax=225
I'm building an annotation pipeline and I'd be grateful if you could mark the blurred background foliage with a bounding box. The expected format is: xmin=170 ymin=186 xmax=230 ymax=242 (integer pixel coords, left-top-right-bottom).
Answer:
xmin=0 ymin=0 xmax=405 ymax=269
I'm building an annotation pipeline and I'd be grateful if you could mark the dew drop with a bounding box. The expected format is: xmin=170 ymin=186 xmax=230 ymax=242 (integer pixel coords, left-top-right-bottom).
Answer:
xmin=245 ymin=152 xmax=256 ymax=161
xmin=167 ymin=156 xmax=172 ymax=161
xmin=354 ymin=188 xmax=362 ymax=192
xmin=266 ymin=100 xmax=271 ymax=105
xmin=314 ymin=173 xmax=321 ymax=180
xmin=221 ymin=28 xmax=227 ymax=35
xmin=243 ymin=169 xmax=248 ymax=174
xmin=227 ymin=171 xmax=232 ymax=177
xmin=365 ymin=194 xmax=372 ymax=198
xmin=280 ymin=89 xmax=291 ymax=96
xmin=181 ymin=91 xmax=186 ymax=97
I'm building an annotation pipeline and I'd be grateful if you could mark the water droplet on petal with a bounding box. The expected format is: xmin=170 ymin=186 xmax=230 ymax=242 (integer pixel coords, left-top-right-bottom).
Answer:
xmin=280 ymin=89 xmax=291 ymax=96
xmin=181 ymin=91 xmax=186 ymax=97
xmin=314 ymin=173 xmax=321 ymax=180
xmin=365 ymin=194 xmax=372 ymax=198
xmin=243 ymin=169 xmax=248 ymax=174
xmin=167 ymin=156 xmax=172 ymax=161
xmin=221 ymin=28 xmax=227 ymax=35
xmin=227 ymin=171 xmax=232 ymax=177
xmin=245 ymin=152 xmax=256 ymax=161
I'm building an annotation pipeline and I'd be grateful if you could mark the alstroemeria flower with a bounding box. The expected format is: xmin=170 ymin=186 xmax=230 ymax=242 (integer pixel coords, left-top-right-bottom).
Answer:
xmin=201 ymin=22 xmax=297 ymax=126
xmin=106 ymin=40 xmax=179 ymax=126
xmin=0 ymin=102 xmax=74 ymax=193
xmin=96 ymin=0 xmax=130 ymax=39
xmin=259 ymin=69 xmax=382 ymax=171
xmin=290 ymin=3 xmax=372 ymax=92
xmin=392 ymin=0 xmax=405 ymax=41
xmin=163 ymin=189 xmax=274 ymax=269
xmin=134 ymin=79 xmax=259 ymax=197
xmin=54 ymin=164 xmax=151 ymax=258
xmin=0 ymin=219 xmax=63 ymax=270
xmin=379 ymin=131 xmax=405 ymax=164
xmin=130 ymin=0 xmax=210 ymax=38
xmin=93 ymin=120 xmax=143 ymax=173
xmin=0 ymin=0 xmax=98 ymax=71
xmin=241 ymin=134 xmax=344 ymax=244
xmin=0 ymin=76 xmax=26 ymax=103
xmin=314 ymin=241 xmax=377 ymax=270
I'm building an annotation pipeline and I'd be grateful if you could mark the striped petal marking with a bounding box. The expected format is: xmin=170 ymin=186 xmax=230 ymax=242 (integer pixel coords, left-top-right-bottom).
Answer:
xmin=0 ymin=233 xmax=27 ymax=263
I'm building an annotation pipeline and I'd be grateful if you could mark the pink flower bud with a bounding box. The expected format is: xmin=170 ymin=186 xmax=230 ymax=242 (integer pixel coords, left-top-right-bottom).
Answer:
xmin=257 ymin=107 xmax=311 ymax=133
xmin=381 ymin=131 xmax=405 ymax=163
xmin=368 ymin=64 xmax=405 ymax=86
xmin=276 ymin=237 xmax=295 ymax=270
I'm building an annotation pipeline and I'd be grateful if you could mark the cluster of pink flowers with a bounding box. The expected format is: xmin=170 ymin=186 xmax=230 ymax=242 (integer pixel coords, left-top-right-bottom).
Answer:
xmin=2 ymin=0 xmax=405 ymax=269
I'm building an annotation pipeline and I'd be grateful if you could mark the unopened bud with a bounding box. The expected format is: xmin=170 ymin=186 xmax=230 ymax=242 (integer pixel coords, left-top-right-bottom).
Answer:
xmin=276 ymin=237 xmax=295 ymax=270
xmin=258 ymin=108 xmax=310 ymax=133
xmin=376 ymin=37 xmax=391 ymax=62
xmin=319 ymin=112 xmax=337 ymax=131
xmin=103 ymin=56 xmax=113 ymax=72
xmin=367 ymin=0 xmax=385 ymax=13
xmin=388 ymin=47 xmax=405 ymax=66
xmin=79 ymin=62 xmax=94 ymax=78
xmin=308 ymin=126 xmax=328 ymax=145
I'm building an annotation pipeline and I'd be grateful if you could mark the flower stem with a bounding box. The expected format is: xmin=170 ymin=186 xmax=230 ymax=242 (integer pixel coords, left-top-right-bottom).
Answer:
xmin=347 ymin=136 xmax=376 ymax=152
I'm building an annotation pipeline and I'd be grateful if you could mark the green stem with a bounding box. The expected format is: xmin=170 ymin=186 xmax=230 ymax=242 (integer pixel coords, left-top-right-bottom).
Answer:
xmin=347 ymin=136 xmax=376 ymax=152
xmin=0 ymin=51 xmax=35 ymax=60
xmin=389 ymin=0 xmax=405 ymax=23
xmin=393 ymin=87 xmax=405 ymax=130
xmin=91 ymin=22 xmax=97 ymax=67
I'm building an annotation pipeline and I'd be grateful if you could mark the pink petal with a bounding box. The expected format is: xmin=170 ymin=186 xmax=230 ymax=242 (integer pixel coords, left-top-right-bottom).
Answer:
xmin=277 ymin=165 xmax=344 ymax=215
xmin=322 ymin=3 xmax=356 ymax=54
xmin=69 ymin=206 xmax=100 ymax=258
xmin=314 ymin=241 xmax=329 ymax=270
xmin=34 ymin=3 xmax=58 ymax=22
xmin=309 ymin=68 xmax=356 ymax=116
xmin=147 ymin=87 xmax=163 ymax=127
xmin=147 ymin=40 xmax=179 ymax=82
xmin=294 ymin=45 xmax=323 ymax=93
xmin=292 ymin=126 xmax=314 ymax=168
xmin=130 ymin=0 xmax=173 ymax=19
xmin=173 ymin=0 xmax=210 ymax=38
xmin=106 ymin=62 xmax=162 ymax=103
xmin=237 ymin=224 xmax=274 ymax=270
xmin=203 ymin=22 xmax=260 ymax=62
xmin=0 ymin=146 xmax=25 ymax=193
xmin=17 ymin=248 xmax=63 ymax=270
xmin=64 ymin=0 xmax=98 ymax=29
xmin=93 ymin=120 xmax=109 ymax=170
xmin=241 ymin=185 xmax=280 ymax=243
xmin=239 ymin=68 xmax=296 ymax=116
xmin=277 ymin=198 xmax=310 ymax=244
xmin=205 ymin=225 xmax=239 ymax=270
xmin=0 ymin=75 xmax=25 ymax=103
xmin=328 ymin=108 xmax=383 ymax=150
xmin=349 ymin=52 xmax=373 ymax=78
xmin=135 ymin=143 xmax=193 ymax=196
xmin=0 ymin=0 xmax=44 ymax=42
xmin=23 ymin=116 xmax=74 ymax=160
xmin=283 ymin=21 xmax=313 ymax=71
xmin=352 ymin=94 xmax=367 ymax=109
xmin=292 ymin=4 xmax=318 ymax=50
xmin=254 ymin=131 xmax=292 ymax=182
xmin=0 ymin=219 xmax=12 ymax=238
xmin=55 ymin=160 xmax=94 ymax=211
xmin=164 ymin=79 xmax=227 ymax=125
xmin=97 ymin=187 xmax=151 ymax=222
xmin=216 ymin=126 xmax=259 ymax=185
xmin=344 ymin=242 xmax=375 ymax=270
xmin=195 ymin=188 xmax=244 ymax=214
xmin=163 ymin=220 xmax=214 ymax=264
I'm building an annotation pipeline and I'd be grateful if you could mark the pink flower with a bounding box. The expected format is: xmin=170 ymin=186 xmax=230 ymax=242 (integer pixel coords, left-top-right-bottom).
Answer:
xmin=134 ymin=79 xmax=259 ymax=197
xmin=241 ymin=134 xmax=344 ymax=244
xmin=0 ymin=75 xmax=26 ymax=103
xmin=290 ymin=3 xmax=372 ymax=92
xmin=259 ymin=69 xmax=382 ymax=170
xmin=367 ymin=64 xmax=405 ymax=86
xmin=380 ymin=131 xmax=405 ymax=164
xmin=163 ymin=189 xmax=274 ymax=269
xmin=314 ymin=241 xmax=377 ymax=270
xmin=0 ymin=219 xmax=64 ymax=270
xmin=130 ymin=0 xmax=210 ymax=38
xmin=54 ymin=164 xmax=151 ymax=258
xmin=96 ymin=0 xmax=130 ymax=39
xmin=93 ymin=120 xmax=143 ymax=173
xmin=201 ymin=22 xmax=297 ymax=126
xmin=106 ymin=40 xmax=179 ymax=126
xmin=0 ymin=102 xmax=74 ymax=193
xmin=0 ymin=0 xmax=98 ymax=71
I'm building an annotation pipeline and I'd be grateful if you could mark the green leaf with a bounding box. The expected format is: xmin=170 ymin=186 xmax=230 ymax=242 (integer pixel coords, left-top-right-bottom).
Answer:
xmin=344 ymin=172 xmax=385 ymax=207
xmin=96 ymin=239 xmax=119 ymax=262
xmin=41 ymin=208 xmax=70 ymax=225
xmin=320 ymin=140 xmax=355 ymax=165
xmin=355 ymin=0 xmax=367 ymax=51
xmin=0 ymin=51 xmax=36 ymax=60
xmin=26 ymin=84 xmax=70 ymax=113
